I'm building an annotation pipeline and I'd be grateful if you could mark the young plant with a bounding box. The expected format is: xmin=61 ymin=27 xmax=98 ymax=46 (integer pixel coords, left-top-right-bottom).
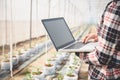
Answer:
xmin=31 ymin=66 xmax=42 ymax=75
xmin=17 ymin=50 xmax=24 ymax=55
xmin=45 ymin=59 xmax=53 ymax=67
xmin=52 ymin=52 xmax=57 ymax=57
xmin=24 ymin=73 xmax=33 ymax=80
xmin=30 ymin=66 xmax=46 ymax=80
xmin=73 ymin=56 xmax=79 ymax=65
xmin=2 ymin=54 xmax=9 ymax=62
xmin=1 ymin=54 xmax=10 ymax=70
xmin=64 ymin=66 xmax=78 ymax=80
xmin=57 ymin=71 xmax=63 ymax=80
xmin=44 ymin=59 xmax=56 ymax=76
xmin=66 ymin=66 xmax=75 ymax=77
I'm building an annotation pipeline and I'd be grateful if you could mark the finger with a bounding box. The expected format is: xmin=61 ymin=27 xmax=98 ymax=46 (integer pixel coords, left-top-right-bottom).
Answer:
xmin=84 ymin=35 xmax=91 ymax=43
xmin=93 ymin=37 xmax=98 ymax=42
xmin=83 ymin=35 xmax=89 ymax=43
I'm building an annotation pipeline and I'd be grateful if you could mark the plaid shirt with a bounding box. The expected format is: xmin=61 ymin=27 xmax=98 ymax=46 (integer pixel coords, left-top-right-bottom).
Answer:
xmin=83 ymin=0 xmax=120 ymax=80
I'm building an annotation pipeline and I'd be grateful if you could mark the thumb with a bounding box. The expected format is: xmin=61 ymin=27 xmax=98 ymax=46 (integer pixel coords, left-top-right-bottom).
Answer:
xmin=93 ymin=37 xmax=98 ymax=42
xmin=84 ymin=35 xmax=91 ymax=43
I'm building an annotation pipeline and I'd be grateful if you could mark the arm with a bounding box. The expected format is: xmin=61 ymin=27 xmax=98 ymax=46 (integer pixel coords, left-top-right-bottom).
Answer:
xmin=83 ymin=1 xmax=120 ymax=68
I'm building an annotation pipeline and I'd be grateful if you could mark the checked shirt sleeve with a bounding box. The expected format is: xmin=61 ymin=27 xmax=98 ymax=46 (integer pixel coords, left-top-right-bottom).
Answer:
xmin=83 ymin=1 xmax=120 ymax=68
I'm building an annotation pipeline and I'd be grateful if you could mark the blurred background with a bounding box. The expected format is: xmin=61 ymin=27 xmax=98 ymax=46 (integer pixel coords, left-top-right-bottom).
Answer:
xmin=0 ymin=0 xmax=110 ymax=46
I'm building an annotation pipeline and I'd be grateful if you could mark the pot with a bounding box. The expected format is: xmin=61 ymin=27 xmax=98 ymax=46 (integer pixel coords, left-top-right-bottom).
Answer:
xmin=43 ymin=64 xmax=56 ymax=76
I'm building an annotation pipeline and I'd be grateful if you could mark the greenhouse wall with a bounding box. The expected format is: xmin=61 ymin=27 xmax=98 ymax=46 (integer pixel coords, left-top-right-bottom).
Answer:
xmin=0 ymin=0 xmax=110 ymax=46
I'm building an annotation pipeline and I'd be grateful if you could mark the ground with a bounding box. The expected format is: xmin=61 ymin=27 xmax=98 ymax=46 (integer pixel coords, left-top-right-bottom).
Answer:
xmin=0 ymin=25 xmax=97 ymax=80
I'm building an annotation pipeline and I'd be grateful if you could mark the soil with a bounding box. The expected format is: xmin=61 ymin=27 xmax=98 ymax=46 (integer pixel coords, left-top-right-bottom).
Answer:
xmin=45 ymin=64 xmax=53 ymax=67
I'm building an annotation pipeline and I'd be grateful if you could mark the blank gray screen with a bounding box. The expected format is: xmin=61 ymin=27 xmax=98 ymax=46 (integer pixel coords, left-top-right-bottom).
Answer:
xmin=43 ymin=19 xmax=74 ymax=49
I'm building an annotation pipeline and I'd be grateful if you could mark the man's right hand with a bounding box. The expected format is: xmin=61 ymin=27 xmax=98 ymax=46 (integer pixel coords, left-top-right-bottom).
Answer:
xmin=83 ymin=33 xmax=98 ymax=43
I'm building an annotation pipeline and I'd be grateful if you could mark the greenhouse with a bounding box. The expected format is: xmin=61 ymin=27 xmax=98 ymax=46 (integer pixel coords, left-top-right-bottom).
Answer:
xmin=0 ymin=0 xmax=118 ymax=80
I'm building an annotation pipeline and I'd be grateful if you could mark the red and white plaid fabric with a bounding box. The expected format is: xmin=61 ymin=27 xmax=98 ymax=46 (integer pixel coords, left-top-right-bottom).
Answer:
xmin=83 ymin=0 xmax=120 ymax=80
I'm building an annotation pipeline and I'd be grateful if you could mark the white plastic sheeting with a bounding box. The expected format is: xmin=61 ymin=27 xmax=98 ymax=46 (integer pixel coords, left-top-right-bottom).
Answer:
xmin=0 ymin=0 xmax=111 ymax=46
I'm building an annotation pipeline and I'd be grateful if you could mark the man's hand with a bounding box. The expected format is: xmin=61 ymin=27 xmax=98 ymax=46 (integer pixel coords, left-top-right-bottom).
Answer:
xmin=83 ymin=33 xmax=98 ymax=43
